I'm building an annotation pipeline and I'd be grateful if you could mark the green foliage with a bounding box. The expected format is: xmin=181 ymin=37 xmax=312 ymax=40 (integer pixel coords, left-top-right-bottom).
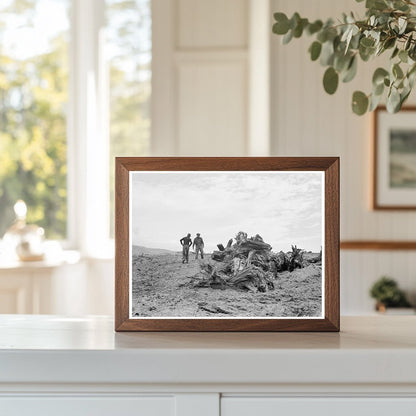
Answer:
xmin=273 ymin=13 xmax=290 ymax=35
xmin=369 ymin=276 xmax=412 ymax=307
xmin=0 ymin=7 xmax=69 ymax=238
xmin=107 ymin=0 xmax=151 ymax=237
xmin=309 ymin=41 xmax=322 ymax=61
xmin=352 ymin=90 xmax=369 ymax=114
xmin=272 ymin=0 xmax=416 ymax=115
xmin=323 ymin=67 xmax=339 ymax=94
xmin=0 ymin=0 xmax=151 ymax=239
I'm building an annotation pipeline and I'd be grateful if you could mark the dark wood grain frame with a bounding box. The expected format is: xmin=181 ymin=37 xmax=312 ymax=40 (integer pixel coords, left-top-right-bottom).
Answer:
xmin=373 ymin=106 xmax=416 ymax=210
xmin=115 ymin=157 xmax=340 ymax=332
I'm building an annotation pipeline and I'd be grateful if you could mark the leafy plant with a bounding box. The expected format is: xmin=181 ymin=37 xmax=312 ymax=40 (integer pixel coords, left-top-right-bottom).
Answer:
xmin=369 ymin=276 xmax=411 ymax=307
xmin=272 ymin=0 xmax=416 ymax=115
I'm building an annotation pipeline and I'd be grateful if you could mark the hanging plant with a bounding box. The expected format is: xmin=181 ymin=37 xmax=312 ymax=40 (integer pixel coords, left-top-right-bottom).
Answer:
xmin=272 ymin=0 xmax=416 ymax=115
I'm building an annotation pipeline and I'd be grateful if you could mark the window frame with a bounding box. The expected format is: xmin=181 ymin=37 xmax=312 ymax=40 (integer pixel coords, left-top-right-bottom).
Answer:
xmin=67 ymin=0 xmax=111 ymax=257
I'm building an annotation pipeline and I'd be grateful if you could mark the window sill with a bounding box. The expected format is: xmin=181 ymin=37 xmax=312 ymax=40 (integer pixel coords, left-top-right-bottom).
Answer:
xmin=0 ymin=250 xmax=81 ymax=271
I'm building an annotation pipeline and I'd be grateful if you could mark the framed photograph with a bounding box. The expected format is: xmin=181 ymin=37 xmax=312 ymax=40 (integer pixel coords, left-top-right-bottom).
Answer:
xmin=374 ymin=106 xmax=416 ymax=209
xmin=115 ymin=157 xmax=339 ymax=332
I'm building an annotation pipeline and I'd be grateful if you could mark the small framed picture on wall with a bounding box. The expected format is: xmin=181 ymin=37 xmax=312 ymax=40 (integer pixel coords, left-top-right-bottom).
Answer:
xmin=374 ymin=106 xmax=416 ymax=209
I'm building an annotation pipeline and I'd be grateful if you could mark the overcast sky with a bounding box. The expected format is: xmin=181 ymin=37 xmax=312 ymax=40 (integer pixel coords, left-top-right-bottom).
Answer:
xmin=131 ymin=171 xmax=323 ymax=253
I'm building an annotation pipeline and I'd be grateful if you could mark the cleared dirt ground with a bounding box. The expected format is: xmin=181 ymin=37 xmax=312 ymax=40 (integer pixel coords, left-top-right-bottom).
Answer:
xmin=131 ymin=247 xmax=322 ymax=318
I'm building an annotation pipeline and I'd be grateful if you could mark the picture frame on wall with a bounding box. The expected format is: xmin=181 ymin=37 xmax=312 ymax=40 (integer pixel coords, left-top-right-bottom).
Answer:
xmin=115 ymin=157 xmax=340 ymax=332
xmin=374 ymin=106 xmax=416 ymax=210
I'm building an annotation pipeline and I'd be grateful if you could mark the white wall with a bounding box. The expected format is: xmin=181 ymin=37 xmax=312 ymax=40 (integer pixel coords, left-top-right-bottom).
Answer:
xmin=152 ymin=0 xmax=269 ymax=157
xmin=271 ymin=0 xmax=416 ymax=313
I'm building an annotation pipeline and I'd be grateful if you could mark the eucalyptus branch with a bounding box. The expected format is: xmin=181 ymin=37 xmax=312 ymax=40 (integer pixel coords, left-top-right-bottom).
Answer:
xmin=272 ymin=0 xmax=416 ymax=115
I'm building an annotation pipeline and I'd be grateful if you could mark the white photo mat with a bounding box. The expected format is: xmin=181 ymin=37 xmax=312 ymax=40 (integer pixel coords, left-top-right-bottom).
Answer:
xmin=128 ymin=170 xmax=325 ymax=320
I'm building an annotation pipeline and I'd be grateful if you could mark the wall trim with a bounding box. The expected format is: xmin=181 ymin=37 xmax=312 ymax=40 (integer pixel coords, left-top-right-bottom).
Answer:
xmin=340 ymin=241 xmax=416 ymax=250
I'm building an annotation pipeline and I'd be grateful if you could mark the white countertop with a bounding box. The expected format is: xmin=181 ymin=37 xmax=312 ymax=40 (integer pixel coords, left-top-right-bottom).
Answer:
xmin=0 ymin=315 xmax=415 ymax=386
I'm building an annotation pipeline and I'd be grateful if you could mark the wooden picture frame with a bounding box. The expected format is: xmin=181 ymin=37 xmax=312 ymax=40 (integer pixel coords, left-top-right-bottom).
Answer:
xmin=373 ymin=106 xmax=416 ymax=210
xmin=115 ymin=157 xmax=339 ymax=332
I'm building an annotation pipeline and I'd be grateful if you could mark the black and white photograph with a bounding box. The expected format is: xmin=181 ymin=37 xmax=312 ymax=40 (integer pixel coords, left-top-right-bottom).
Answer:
xmin=129 ymin=170 xmax=324 ymax=319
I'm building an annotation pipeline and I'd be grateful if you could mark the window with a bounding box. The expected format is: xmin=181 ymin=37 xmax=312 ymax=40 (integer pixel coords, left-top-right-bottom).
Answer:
xmin=0 ymin=0 xmax=151 ymax=251
xmin=106 ymin=0 xmax=151 ymax=237
xmin=0 ymin=0 xmax=70 ymax=239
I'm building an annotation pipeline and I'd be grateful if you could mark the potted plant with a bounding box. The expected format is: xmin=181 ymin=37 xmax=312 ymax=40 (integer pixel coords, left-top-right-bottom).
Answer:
xmin=272 ymin=0 xmax=416 ymax=115
xmin=369 ymin=276 xmax=413 ymax=313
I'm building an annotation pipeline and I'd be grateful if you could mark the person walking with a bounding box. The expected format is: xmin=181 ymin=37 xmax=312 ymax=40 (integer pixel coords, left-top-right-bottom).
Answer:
xmin=180 ymin=233 xmax=192 ymax=264
xmin=193 ymin=233 xmax=205 ymax=260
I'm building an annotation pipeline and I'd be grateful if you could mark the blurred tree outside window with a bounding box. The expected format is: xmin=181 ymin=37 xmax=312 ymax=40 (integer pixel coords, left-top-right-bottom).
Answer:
xmin=0 ymin=0 xmax=70 ymax=239
xmin=106 ymin=0 xmax=151 ymax=237
xmin=0 ymin=0 xmax=151 ymax=242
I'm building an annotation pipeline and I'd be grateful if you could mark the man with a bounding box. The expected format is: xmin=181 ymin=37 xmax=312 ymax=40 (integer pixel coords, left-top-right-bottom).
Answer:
xmin=180 ymin=233 xmax=192 ymax=264
xmin=193 ymin=233 xmax=204 ymax=260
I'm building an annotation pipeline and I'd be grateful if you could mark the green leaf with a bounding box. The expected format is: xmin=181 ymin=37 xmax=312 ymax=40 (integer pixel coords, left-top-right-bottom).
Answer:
xmin=383 ymin=37 xmax=396 ymax=50
xmin=359 ymin=37 xmax=377 ymax=61
xmin=393 ymin=0 xmax=410 ymax=11
xmin=350 ymin=32 xmax=361 ymax=49
xmin=342 ymin=56 xmax=357 ymax=83
xmin=359 ymin=45 xmax=374 ymax=62
xmin=400 ymin=87 xmax=411 ymax=106
xmin=290 ymin=12 xmax=301 ymax=30
xmin=325 ymin=27 xmax=338 ymax=42
xmin=408 ymin=63 xmax=416 ymax=78
xmin=360 ymin=37 xmax=375 ymax=48
xmin=334 ymin=52 xmax=351 ymax=72
xmin=282 ymin=29 xmax=293 ymax=44
xmin=387 ymin=87 xmax=401 ymax=112
xmin=393 ymin=63 xmax=404 ymax=79
xmin=323 ymin=67 xmax=339 ymax=94
xmin=399 ymin=49 xmax=408 ymax=63
xmin=352 ymin=91 xmax=369 ymax=115
xmin=366 ymin=0 xmax=388 ymax=10
xmin=273 ymin=13 xmax=290 ymax=35
xmin=309 ymin=41 xmax=322 ymax=61
xmin=369 ymin=92 xmax=383 ymax=111
xmin=391 ymin=47 xmax=399 ymax=59
xmin=307 ymin=20 xmax=323 ymax=35
xmin=333 ymin=35 xmax=341 ymax=51
xmin=372 ymin=68 xmax=389 ymax=86
xmin=320 ymin=40 xmax=335 ymax=66
xmin=374 ymin=82 xmax=385 ymax=96
xmin=293 ymin=18 xmax=308 ymax=38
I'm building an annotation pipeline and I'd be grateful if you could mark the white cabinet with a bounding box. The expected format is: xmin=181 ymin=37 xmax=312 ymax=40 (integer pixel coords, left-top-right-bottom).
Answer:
xmin=3 ymin=396 xmax=416 ymax=416
xmin=222 ymin=398 xmax=416 ymax=416
xmin=1 ymin=397 xmax=175 ymax=416
xmin=0 ymin=316 xmax=415 ymax=416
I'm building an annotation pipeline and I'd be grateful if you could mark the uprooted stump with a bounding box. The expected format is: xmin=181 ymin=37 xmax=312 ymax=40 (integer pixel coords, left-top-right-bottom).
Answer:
xmin=197 ymin=261 xmax=275 ymax=292
xmin=193 ymin=232 xmax=272 ymax=293
xmin=194 ymin=232 xmax=319 ymax=293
